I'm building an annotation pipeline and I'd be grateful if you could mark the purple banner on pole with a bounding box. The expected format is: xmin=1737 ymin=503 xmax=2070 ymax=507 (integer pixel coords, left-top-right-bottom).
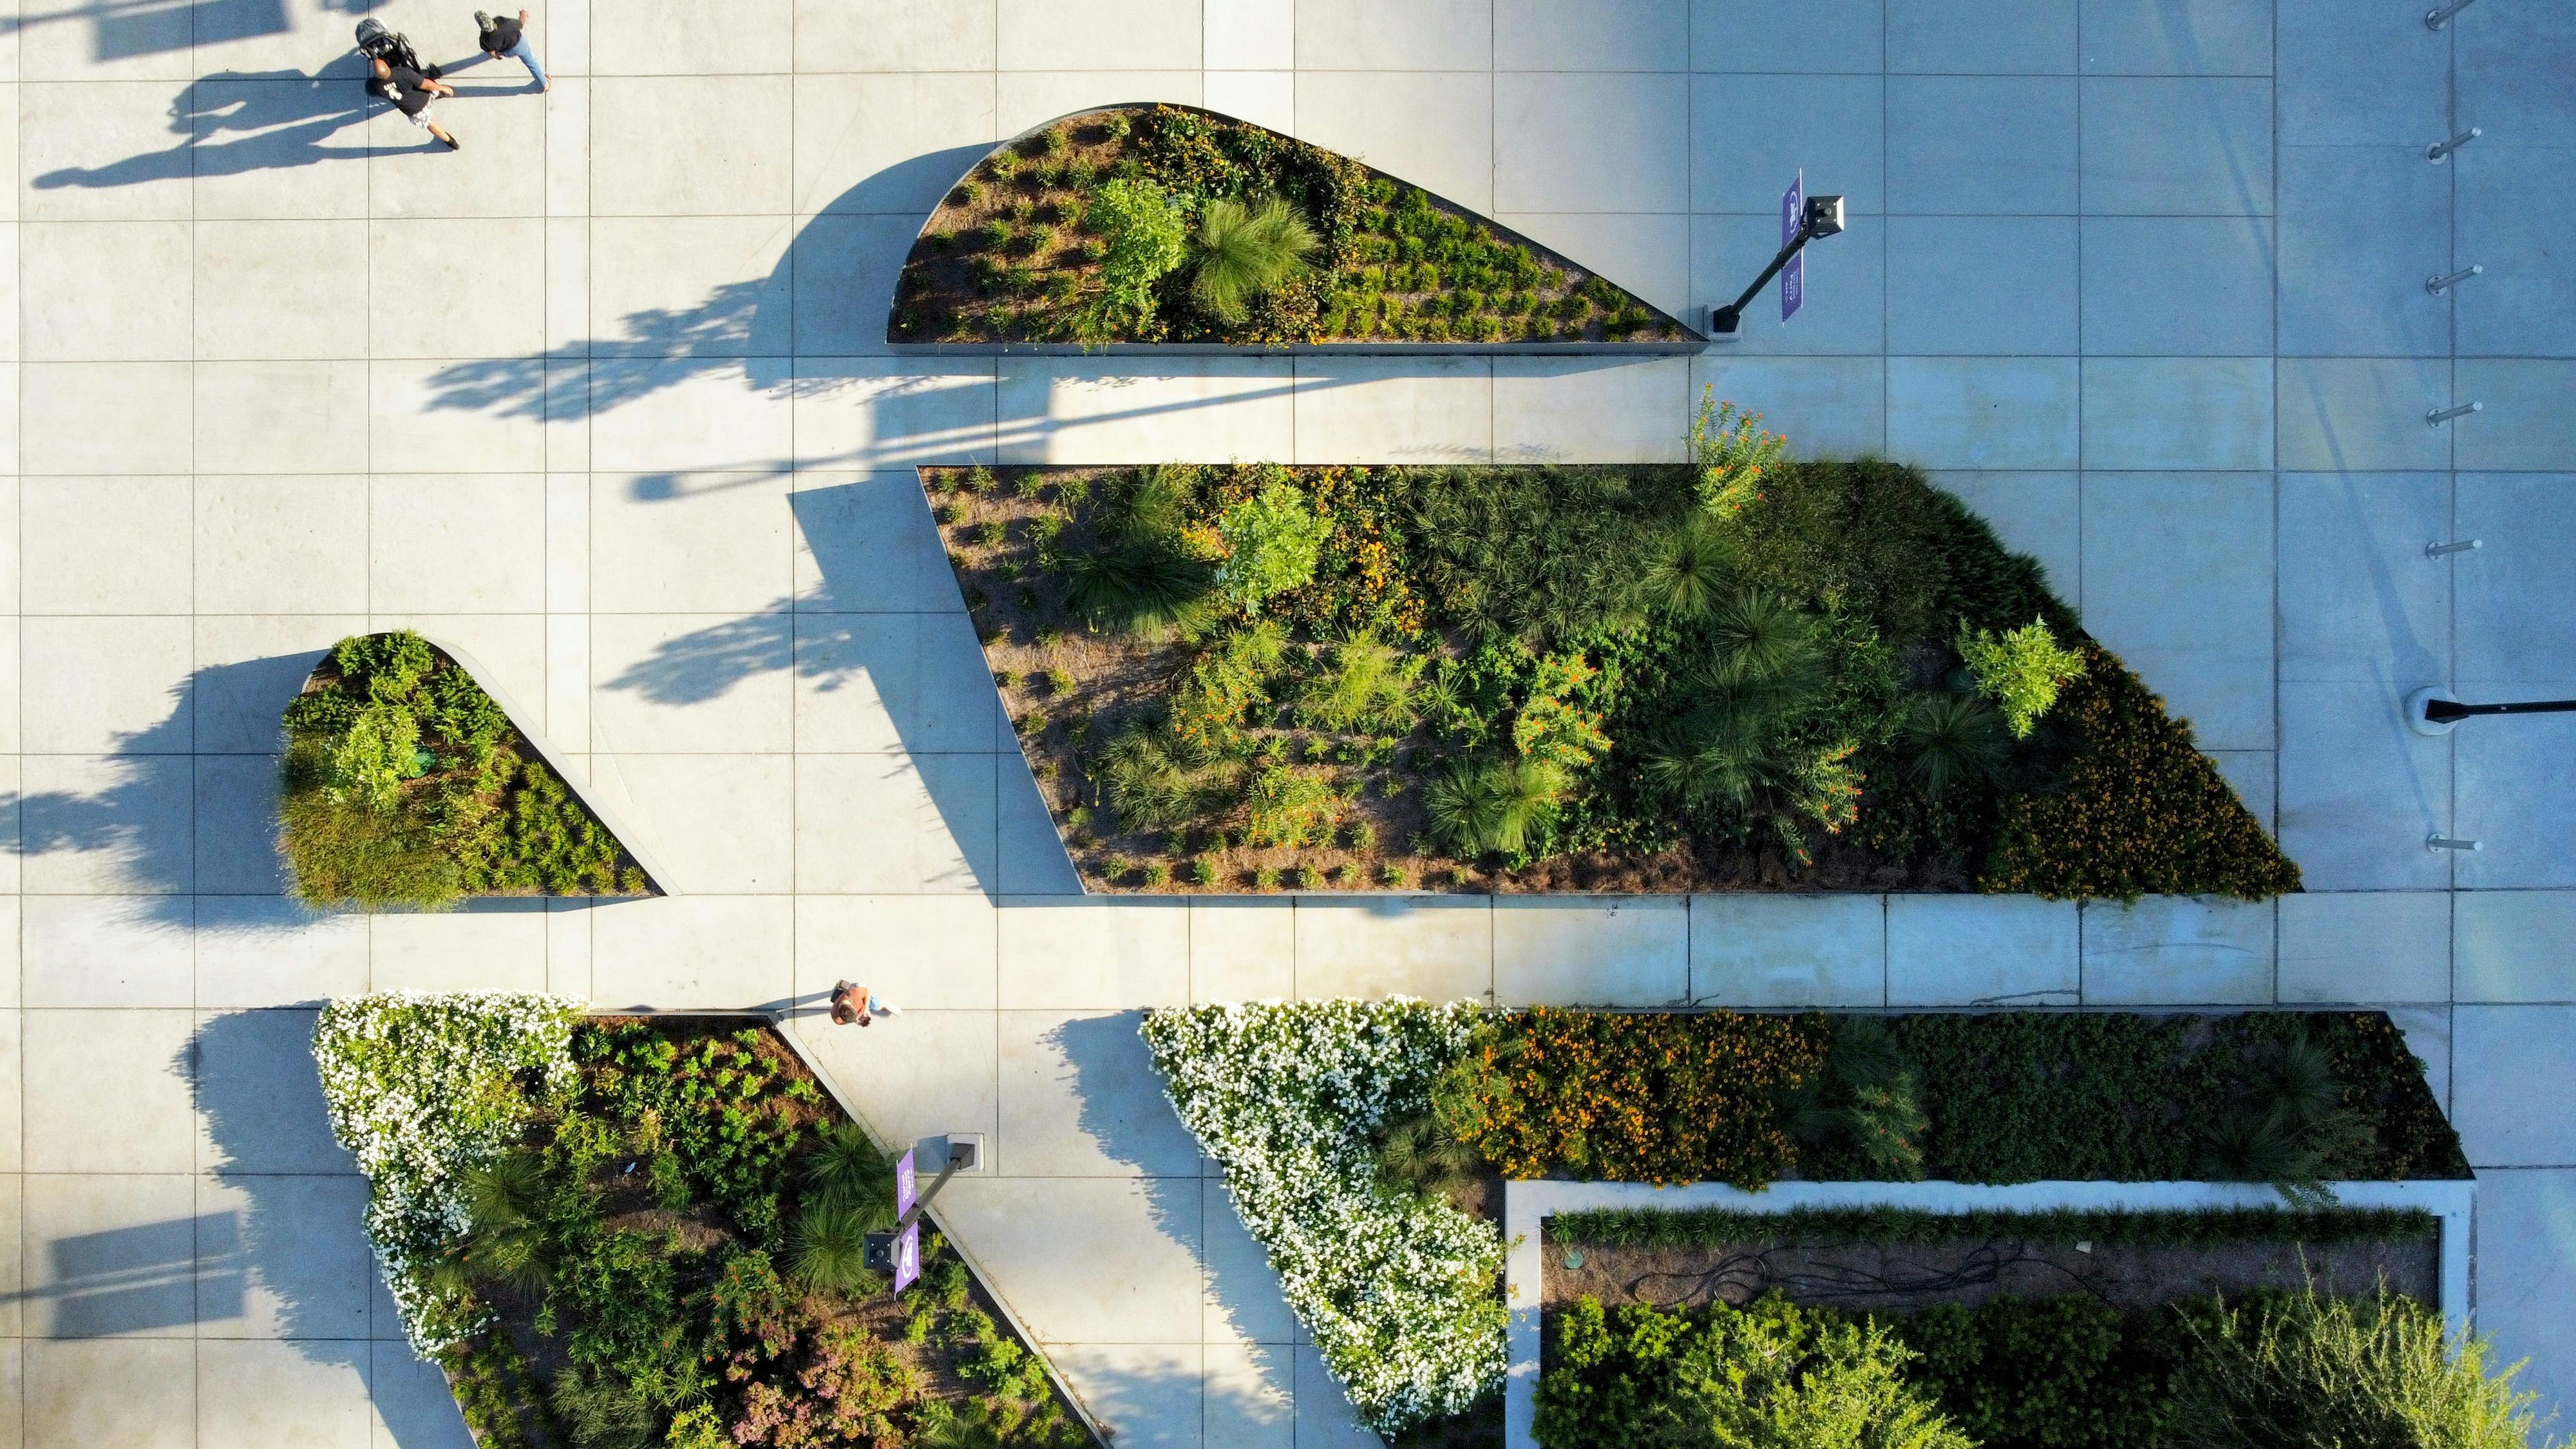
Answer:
xmin=1780 ymin=170 xmax=1805 ymax=323
xmin=891 ymin=1220 xmax=922 ymax=1294
xmin=894 ymin=1147 xmax=917 ymax=1219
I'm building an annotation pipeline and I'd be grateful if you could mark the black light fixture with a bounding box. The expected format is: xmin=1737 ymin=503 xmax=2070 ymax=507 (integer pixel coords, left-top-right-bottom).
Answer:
xmin=1708 ymin=193 xmax=1846 ymax=336
xmin=2407 ymin=686 xmax=2576 ymax=737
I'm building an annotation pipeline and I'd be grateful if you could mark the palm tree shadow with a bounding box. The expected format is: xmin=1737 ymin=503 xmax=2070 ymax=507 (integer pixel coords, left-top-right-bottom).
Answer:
xmin=412 ymin=142 xmax=992 ymax=423
xmin=187 ymin=1009 xmax=475 ymax=1447
xmin=6 ymin=652 xmax=325 ymax=923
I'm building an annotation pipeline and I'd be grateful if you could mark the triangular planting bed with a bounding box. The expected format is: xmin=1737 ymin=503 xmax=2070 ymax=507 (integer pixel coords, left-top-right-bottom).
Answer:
xmin=927 ymin=454 xmax=2301 ymax=898
xmin=278 ymin=630 xmax=659 ymax=908
xmin=889 ymin=103 xmax=1705 ymax=352
xmin=312 ymin=996 xmax=1099 ymax=1448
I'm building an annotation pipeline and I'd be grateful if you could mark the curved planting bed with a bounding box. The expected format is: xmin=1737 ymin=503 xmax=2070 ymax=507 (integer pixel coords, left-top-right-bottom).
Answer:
xmin=929 ymin=406 xmax=2301 ymax=898
xmin=890 ymin=103 xmax=1700 ymax=349
xmin=278 ymin=630 xmax=653 ymax=909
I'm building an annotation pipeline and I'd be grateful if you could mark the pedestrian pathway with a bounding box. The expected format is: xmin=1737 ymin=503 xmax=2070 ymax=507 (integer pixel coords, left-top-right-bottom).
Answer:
xmin=3 ymin=0 xmax=2573 ymax=1445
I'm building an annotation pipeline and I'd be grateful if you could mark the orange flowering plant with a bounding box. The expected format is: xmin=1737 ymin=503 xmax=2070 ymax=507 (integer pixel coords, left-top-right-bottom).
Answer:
xmin=1452 ymin=1008 xmax=1830 ymax=1187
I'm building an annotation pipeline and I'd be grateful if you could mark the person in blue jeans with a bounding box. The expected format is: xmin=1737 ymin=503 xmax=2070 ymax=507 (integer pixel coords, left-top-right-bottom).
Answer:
xmin=475 ymin=8 xmax=548 ymax=90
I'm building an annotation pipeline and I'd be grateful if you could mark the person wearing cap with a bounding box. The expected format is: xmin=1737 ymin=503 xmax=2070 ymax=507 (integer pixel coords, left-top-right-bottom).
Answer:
xmin=476 ymin=8 xmax=549 ymax=90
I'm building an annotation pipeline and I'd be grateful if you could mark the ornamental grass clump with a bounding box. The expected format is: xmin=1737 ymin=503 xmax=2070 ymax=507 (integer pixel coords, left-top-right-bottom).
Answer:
xmin=2165 ymin=1289 xmax=2544 ymax=1449
xmin=1141 ymin=1000 xmax=1505 ymax=1435
xmin=1190 ymin=192 xmax=1317 ymax=323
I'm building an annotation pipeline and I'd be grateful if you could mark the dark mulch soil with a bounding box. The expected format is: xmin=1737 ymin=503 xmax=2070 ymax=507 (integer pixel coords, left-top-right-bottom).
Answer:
xmin=1540 ymin=1232 xmax=2439 ymax=1318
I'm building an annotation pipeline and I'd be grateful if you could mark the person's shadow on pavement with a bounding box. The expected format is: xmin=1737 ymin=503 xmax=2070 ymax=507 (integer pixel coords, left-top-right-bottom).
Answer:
xmin=33 ymin=67 xmax=400 ymax=191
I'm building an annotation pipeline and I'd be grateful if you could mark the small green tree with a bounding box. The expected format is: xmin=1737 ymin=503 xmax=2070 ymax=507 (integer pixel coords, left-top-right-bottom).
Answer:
xmin=1957 ymin=618 xmax=2087 ymax=737
xmin=1087 ymin=177 xmax=1187 ymax=327
xmin=1689 ymin=387 xmax=1786 ymax=521
xmin=1215 ymin=481 xmax=1329 ymax=612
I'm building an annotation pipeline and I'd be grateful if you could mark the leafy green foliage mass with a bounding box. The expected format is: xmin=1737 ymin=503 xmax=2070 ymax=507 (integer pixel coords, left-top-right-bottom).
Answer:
xmin=1541 ymin=1290 xmax=2543 ymax=1449
xmin=1960 ymin=618 xmax=2087 ymax=737
xmin=1537 ymin=1294 xmax=1971 ymax=1449
xmin=1215 ymin=480 xmax=1331 ymax=612
xmin=406 ymin=1018 xmax=1086 ymax=1449
xmin=1085 ymin=176 xmax=1186 ymax=326
xmin=279 ymin=631 xmax=645 ymax=909
xmin=965 ymin=433 xmax=2298 ymax=898
xmin=896 ymin=105 xmax=1683 ymax=346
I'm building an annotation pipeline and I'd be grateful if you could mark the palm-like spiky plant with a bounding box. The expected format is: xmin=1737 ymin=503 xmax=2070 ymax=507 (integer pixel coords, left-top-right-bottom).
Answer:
xmin=1899 ymin=692 xmax=2009 ymax=798
xmin=1374 ymin=1109 xmax=1485 ymax=1201
xmin=454 ymin=1151 xmax=552 ymax=1298
xmin=1640 ymin=514 xmax=1736 ymax=621
xmin=789 ymin=1198 xmax=889 ymax=1299
xmin=802 ymin=1119 xmax=897 ymax=1213
xmin=1424 ymin=757 xmax=1567 ymax=858
xmin=1062 ymin=544 xmax=1215 ymax=638
xmin=1191 ymin=193 xmax=1317 ymax=323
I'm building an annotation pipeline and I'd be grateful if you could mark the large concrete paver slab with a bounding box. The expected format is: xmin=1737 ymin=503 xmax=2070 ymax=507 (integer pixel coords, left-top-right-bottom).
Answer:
xmin=2456 ymin=893 xmax=2576 ymax=1003
xmin=2278 ymin=893 xmax=2453 ymax=1004
xmin=2472 ymin=1170 xmax=2576 ymax=1420
xmin=1688 ymin=894 xmax=1884 ymax=1007
xmin=2452 ymin=1007 xmax=2576 ymax=1166
xmin=1886 ymin=896 xmax=2079 ymax=1005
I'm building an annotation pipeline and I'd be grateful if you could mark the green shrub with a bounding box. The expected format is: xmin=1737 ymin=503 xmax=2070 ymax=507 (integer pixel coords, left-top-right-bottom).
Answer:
xmin=1898 ymin=1295 xmax=2171 ymax=1449
xmin=1298 ymin=631 xmax=1417 ymax=732
xmin=1244 ymin=765 xmax=1343 ymax=848
xmin=1186 ymin=857 xmax=1217 ymax=886
xmin=1087 ymin=176 xmax=1187 ymax=326
xmin=1960 ymin=617 xmax=2087 ymax=737
xmin=1215 ymin=480 xmax=1331 ymax=612
xmin=1536 ymin=1294 xmax=1969 ymax=1449
xmin=1689 ymin=388 xmax=1787 ymax=521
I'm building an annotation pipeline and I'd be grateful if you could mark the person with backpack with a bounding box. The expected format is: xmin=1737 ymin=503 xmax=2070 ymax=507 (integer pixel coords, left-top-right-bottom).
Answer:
xmin=371 ymin=55 xmax=460 ymax=150
xmin=476 ymin=9 xmax=548 ymax=90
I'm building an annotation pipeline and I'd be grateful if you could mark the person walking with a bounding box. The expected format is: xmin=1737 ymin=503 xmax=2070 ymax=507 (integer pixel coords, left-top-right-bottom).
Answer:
xmin=372 ymin=56 xmax=460 ymax=150
xmin=829 ymin=981 xmax=902 ymax=1027
xmin=476 ymin=8 xmax=549 ymax=90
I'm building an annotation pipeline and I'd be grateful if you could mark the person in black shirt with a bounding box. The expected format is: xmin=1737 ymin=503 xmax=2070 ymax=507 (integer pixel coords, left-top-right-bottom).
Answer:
xmin=372 ymin=56 xmax=461 ymax=150
xmin=476 ymin=8 xmax=548 ymax=90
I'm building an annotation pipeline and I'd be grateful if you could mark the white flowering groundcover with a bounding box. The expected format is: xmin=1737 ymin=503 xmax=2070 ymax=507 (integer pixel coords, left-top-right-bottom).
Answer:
xmin=312 ymin=990 xmax=584 ymax=1351
xmin=1141 ymin=999 xmax=1506 ymax=1435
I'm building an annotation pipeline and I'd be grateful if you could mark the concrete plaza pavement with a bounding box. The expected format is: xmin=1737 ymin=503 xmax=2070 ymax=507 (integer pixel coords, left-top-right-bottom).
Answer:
xmin=3 ymin=0 xmax=2575 ymax=1444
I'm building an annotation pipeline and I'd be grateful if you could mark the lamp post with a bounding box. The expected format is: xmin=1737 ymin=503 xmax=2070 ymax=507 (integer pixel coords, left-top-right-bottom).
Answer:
xmin=2406 ymin=686 xmax=2576 ymax=737
xmin=1709 ymin=192 xmax=1846 ymax=336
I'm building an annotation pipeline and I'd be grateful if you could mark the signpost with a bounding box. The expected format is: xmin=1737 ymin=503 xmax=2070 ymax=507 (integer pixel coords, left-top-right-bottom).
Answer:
xmin=1780 ymin=171 xmax=1804 ymax=323
xmin=889 ymin=1147 xmax=922 ymax=1293
xmin=867 ymin=1137 xmax=980 ymax=1295
xmin=891 ymin=1222 xmax=922 ymax=1293
xmin=1706 ymin=175 xmax=1845 ymax=337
